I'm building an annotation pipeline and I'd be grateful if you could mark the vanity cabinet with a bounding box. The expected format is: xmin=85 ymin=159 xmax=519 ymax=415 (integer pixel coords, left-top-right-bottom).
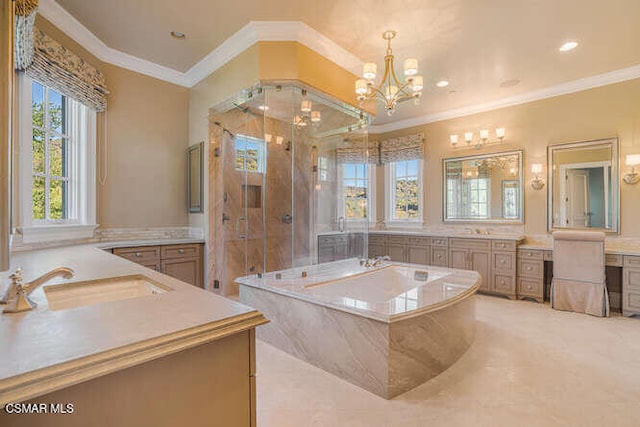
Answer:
xmin=318 ymin=234 xmax=365 ymax=263
xmin=366 ymin=233 xmax=435 ymax=266
xmin=113 ymin=243 xmax=204 ymax=287
xmin=517 ymin=249 xmax=544 ymax=303
xmin=449 ymin=238 xmax=493 ymax=293
xmin=622 ymin=255 xmax=640 ymax=317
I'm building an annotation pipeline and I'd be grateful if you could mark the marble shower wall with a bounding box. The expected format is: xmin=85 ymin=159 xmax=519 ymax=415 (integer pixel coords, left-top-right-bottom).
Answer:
xmin=208 ymin=107 xmax=313 ymax=295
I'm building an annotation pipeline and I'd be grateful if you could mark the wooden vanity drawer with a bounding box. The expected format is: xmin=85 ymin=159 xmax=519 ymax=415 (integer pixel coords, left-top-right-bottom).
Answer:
xmin=624 ymin=256 xmax=640 ymax=268
xmin=161 ymin=244 xmax=200 ymax=260
xmin=431 ymin=247 xmax=448 ymax=266
xmin=492 ymin=274 xmax=516 ymax=295
xmin=449 ymin=238 xmax=491 ymax=250
xmin=518 ymin=249 xmax=544 ymax=260
xmin=493 ymin=252 xmax=515 ymax=273
xmin=605 ymin=254 xmax=623 ymax=267
xmin=407 ymin=236 xmax=430 ymax=246
xmin=518 ymin=259 xmax=543 ymax=279
xmin=114 ymin=246 xmax=160 ymax=264
xmin=431 ymin=237 xmax=449 ymax=247
xmin=387 ymin=235 xmax=408 ymax=244
xmin=369 ymin=234 xmax=386 ymax=245
xmin=319 ymin=234 xmax=348 ymax=246
xmin=492 ymin=240 xmax=516 ymax=252
xmin=517 ymin=277 xmax=543 ymax=299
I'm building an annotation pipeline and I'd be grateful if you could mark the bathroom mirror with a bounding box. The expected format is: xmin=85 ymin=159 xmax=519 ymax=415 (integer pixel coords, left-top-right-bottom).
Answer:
xmin=443 ymin=150 xmax=523 ymax=223
xmin=548 ymin=137 xmax=619 ymax=233
xmin=187 ymin=142 xmax=203 ymax=213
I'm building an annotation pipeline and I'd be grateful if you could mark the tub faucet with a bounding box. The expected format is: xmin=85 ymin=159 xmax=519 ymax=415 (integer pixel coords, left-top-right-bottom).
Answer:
xmin=360 ymin=256 xmax=390 ymax=268
xmin=1 ymin=267 xmax=75 ymax=314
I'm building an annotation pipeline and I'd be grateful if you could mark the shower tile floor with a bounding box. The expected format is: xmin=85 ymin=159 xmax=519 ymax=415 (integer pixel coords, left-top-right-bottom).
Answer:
xmin=254 ymin=295 xmax=640 ymax=426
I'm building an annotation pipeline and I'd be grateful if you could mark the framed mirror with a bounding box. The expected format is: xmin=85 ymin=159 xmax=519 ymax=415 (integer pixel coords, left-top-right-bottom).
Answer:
xmin=548 ymin=137 xmax=619 ymax=233
xmin=443 ymin=150 xmax=523 ymax=223
xmin=187 ymin=142 xmax=204 ymax=213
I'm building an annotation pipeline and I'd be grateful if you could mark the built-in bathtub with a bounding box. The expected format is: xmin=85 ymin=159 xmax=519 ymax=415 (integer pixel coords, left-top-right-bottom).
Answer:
xmin=237 ymin=258 xmax=480 ymax=398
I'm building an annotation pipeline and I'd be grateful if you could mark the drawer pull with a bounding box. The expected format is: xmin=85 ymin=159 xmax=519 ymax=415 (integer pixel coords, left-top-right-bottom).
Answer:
xmin=527 ymin=252 xmax=533 ymax=257
xmin=500 ymin=243 xmax=505 ymax=248
xmin=500 ymin=280 xmax=505 ymax=285
xmin=437 ymin=254 xmax=442 ymax=259
xmin=526 ymin=284 xmax=532 ymax=290
xmin=135 ymin=252 xmax=142 ymax=258
xmin=500 ymin=259 xmax=506 ymax=264
xmin=527 ymin=266 xmax=532 ymax=271
xmin=178 ymin=249 xmax=185 ymax=254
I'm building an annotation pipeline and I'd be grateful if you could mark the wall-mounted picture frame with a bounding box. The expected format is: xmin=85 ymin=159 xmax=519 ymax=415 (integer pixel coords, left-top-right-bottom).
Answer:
xmin=187 ymin=142 xmax=204 ymax=213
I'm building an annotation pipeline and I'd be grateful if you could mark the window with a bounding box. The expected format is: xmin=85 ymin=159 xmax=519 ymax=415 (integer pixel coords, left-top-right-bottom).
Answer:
xmin=467 ymin=177 xmax=490 ymax=218
xmin=502 ymin=180 xmax=519 ymax=219
xmin=340 ymin=163 xmax=368 ymax=219
xmin=19 ymin=76 xmax=96 ymax=242
xmin=31 ymin=81 xmax=69 ymax=221
xmin=235 ymin=135 xmax=265 ymax=173
xmin=386 ymin=159 xmax=422 ymax=223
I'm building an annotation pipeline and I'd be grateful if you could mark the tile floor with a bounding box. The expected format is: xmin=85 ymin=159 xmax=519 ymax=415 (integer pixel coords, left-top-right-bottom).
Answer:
xmin=255 ymin=295 xmax=640 ymax=426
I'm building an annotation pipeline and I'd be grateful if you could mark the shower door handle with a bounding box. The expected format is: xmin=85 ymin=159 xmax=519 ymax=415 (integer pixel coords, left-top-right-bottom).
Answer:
xmin=236 ymin=216 xmax=247 ymax=239
xmin=338 ymin=216 xmax=345 ymax=233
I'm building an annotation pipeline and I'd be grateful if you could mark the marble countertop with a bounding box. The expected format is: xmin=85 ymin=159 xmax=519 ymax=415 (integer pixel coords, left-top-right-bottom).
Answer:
xmin=317 ymin=229 xmax=525 ymax=241
xmin=11 ymin=236 xmax=206 ymax=253
xmin=0 ymin=245 xmax=267 ymax=404
xmin=520 ymin=238 xmax=640 ymax=256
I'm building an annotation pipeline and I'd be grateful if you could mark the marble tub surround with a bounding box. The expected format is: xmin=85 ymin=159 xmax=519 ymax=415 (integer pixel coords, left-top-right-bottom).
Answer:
xmin=0 ymin=245 xmax=267 ymax=404
xmin=238 ymin=260 xmax=479 ymax=398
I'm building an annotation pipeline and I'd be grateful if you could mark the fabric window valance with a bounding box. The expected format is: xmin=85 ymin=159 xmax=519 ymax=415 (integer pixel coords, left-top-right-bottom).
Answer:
xmin=336 ymin=138 xmax=380 ymax=164
xmin=24 ymin=28 xmax=108 ymax=111
xmin=378 ymin=133 xmax=424 ymax=163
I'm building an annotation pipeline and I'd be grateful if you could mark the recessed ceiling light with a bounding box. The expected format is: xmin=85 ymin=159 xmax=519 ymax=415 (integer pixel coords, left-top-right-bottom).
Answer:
xmin=436 ymin=80 xmax=450 ymax=88
xmin=559 ymin=41 xmax=578 ymax=52
xmin=170 ymin=31 xmax=186 ymax=39
xmin=258 ymin=105 xmax=269 ymax=111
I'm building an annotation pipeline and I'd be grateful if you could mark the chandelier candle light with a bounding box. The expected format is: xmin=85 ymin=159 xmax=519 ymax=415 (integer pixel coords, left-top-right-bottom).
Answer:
xmin=355 ymin=31 xmax=423 ymax=115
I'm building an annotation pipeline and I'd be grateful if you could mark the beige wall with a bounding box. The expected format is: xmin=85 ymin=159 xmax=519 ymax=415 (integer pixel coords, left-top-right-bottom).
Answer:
xmin=374 ymin=78 xmax=640 ymax=237
xmin=21 ymin=17 xmax=190 ymax=229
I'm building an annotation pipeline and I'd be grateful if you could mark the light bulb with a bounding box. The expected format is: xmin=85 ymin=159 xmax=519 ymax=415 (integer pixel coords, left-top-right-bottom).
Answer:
xmin=363 ymin=62 xmax=377 ymax=80
xmin=411 ymin=75 xmax=423 ymax=91
xmin=385 ymin=85 xmax=398 ymax=100
xmin=531 ymin=164 xmax=543 ymax=175
xmin=480 ymin=129 xmax=489 ymax=141
xmin=464 ymin=132 xmax=473 ymax=143
xmin=355 ymin=79 xmax=368 ymax=95
xmin=496 ymin=128 xmax=506 ymax=140
xmin=403 ymin=58 xmax=418 ymax=76
xmin=264 ymin=133 xmax=272 ymax=143
xmin=300 ymin=99 xmax=312 ymax=113
xmin=311 ymin=111 xmax=321 ymax=122
xmin=450 ymin=134 xmax=459 ymax=145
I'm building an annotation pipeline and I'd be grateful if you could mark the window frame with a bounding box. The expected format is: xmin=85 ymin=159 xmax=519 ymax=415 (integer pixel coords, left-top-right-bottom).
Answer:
xmin=234 ymin=134 xmax=266 ymax=174
xmin=18 ymin=74 xmax=97 ymax=243
xmin=385 ymin=159 xmax=423 ymax=227
xmin=337 ymin=162 xmax=376 ymax=225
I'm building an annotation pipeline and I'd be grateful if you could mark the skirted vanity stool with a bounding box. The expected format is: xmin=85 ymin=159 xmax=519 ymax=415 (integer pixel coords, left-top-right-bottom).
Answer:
xmin=550 ymin=231 xmax=609 ymax=317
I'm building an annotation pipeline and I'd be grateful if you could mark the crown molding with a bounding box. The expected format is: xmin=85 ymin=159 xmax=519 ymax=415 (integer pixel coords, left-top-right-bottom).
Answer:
xmin=369 ymin=64 xmax=640 ymax=134
xmin=37 ymin=1 xmax=362 ymax=88
xmin=38 ymin=0 xmax=190 ymax=86
xmin=39 ymin=0 xmax=640 ymax=129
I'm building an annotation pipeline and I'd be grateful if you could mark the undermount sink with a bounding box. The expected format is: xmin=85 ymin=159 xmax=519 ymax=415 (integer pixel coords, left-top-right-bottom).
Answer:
xmin=43 ymin=275 xmax=173 ymax=311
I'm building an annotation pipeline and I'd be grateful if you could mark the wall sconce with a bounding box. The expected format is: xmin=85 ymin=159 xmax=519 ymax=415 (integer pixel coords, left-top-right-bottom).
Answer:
xmin=623 ymin=154 xmax=640 ymax=184
xmin=450 ymin=128 xmax=506 ymax=149
xmin=531 ymin=163 xmax=545 ymax=190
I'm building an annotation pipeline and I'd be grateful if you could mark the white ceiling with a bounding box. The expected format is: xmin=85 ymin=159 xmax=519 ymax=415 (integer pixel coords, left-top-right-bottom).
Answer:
xmin=47 ymin=0 xmax=640 ymax=128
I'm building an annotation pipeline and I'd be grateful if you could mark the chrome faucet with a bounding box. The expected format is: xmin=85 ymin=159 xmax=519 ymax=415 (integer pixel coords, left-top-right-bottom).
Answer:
xmin=1 ymin=267 xmax=75 ymax=313
xmin=360 ymin=256 xmax=390 ymax=268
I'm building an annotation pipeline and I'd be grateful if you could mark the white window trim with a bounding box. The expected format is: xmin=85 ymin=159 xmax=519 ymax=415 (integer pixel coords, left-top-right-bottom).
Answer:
xmin=337 ymin=163 xmax=376 ymax=226
xmin=384 ymin=159 xmax=423 ymax=228
xmin=18 ymin=74 xmax=98 ymax=243
xmin=235 ymin=135 xmax=266 ymax=174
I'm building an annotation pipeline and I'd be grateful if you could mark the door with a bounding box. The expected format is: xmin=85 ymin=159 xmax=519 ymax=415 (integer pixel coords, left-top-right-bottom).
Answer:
xmin=449 ymin=248 xmax=469 ymax=270
xmin=387 ymin=243 xmax=406 ymax=262
xmin=162 ymin=257 xmax=202 ymax=287
xmin=566 ymin=169 xmax=590 ymax=227
xmin=470 ymin=250 xmax=491 ymax=292
xmin=407 ymin=246 xmax=429 ymax=265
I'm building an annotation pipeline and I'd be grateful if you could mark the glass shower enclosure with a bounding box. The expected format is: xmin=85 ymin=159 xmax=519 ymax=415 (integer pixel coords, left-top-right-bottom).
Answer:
xmin=209 ymin=84 xmax=371 ymax=295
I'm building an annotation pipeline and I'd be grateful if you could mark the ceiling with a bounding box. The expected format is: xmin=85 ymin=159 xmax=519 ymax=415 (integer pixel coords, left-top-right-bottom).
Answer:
xmin=53 ymin=0 xmax=640 ymax=126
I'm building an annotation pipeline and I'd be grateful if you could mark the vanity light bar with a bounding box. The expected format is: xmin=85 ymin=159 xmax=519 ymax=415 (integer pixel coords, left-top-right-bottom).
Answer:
xmin=449 ymin=128 xmax=506 ymax=149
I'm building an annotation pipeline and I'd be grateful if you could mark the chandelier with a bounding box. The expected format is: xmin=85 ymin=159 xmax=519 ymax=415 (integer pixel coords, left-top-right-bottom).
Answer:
xmin=355 ymin=31 xmax=423 ymax=115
